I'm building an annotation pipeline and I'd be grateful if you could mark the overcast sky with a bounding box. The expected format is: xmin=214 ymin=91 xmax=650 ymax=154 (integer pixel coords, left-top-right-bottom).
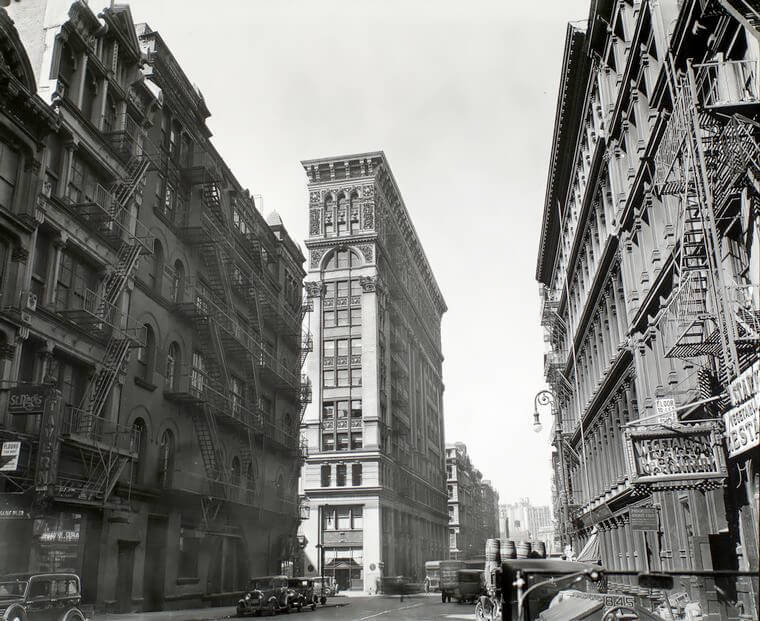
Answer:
xmin=123 ymin=0 xmax=591 ymax=507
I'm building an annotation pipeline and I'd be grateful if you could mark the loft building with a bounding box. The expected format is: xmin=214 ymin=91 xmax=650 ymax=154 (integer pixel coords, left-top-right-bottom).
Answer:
xmin=445 ymin=443 xmax=500 ymax=560
xmin=298 ymin=152 xmax=448 ymax=591
xmin=0 ymin=1 xmax=308 ymax=612
xmin=537 ymin=0 xmax=758 ymax=616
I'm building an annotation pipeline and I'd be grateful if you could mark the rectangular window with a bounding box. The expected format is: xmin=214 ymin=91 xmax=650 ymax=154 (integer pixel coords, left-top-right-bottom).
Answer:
xmin=350 ymin=279 xmax=362 ymax=297
xmin=323 ymin=369 xmax=335 ymax=388
xmin=178 ymin=528 xmax=200 ymax=579
xmin=322 ymin=434 xmax=335 ymax=452
xmin=336 ymin=464 xmax=346 ymax=487
xmin=323 ymin=311 xmax=336 ymax=328
xmin=0 ymin=140 xmax=19 ymax=210
xmin=337 ymin=433 xmax=349 ymax=451
xmin=336 ymin=401 xmax=349 ymax=418
xmin=321 ymin=465 xmax=331 ymax=487
xmin=324 ymin=281 xmax=336 ymax=298
xmin=337 ymin=369 xmax=349 ymax=387
xmin=322 ymin=402 xmax=335 ymax=420
xmin=30 ymin=232 xmax=51 ymax=302
xmin=350 ymin=432 xmax=363 ymax=450
xmin=337 ymin=339 xmax=349 ymax=358
xmin=351 ymin=400 xmax=362 ymax=419
xmin=337 ymin=310 xmax=348 ymax=326
xmin=336 ymin=507 xmax=351 ymax=529
xmin=352 ymin=464 xmax=362 ymax=486
xmin=352 ymin=507 xmax=363 ymax=529
xmin=337 ymin=280 xmax=349 ymax=298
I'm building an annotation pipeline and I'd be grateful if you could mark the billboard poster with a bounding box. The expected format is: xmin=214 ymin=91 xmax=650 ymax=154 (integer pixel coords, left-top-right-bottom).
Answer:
xmin=0 ymin=441 xmax=21 ymax=472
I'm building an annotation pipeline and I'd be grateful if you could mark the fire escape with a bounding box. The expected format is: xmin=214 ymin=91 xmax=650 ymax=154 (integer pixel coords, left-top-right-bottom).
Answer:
xmin=164 ymin=153 xmax=311 ymax=526
xmin=54 ymin=114 xmax=153 ymax=506
xmin=656 ymin=53 xmax=760 ymax=381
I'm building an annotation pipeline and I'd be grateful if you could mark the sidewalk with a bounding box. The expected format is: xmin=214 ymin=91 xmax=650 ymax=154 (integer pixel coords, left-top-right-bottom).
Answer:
xmin=92 ymin=605 xmax=235 ymax=621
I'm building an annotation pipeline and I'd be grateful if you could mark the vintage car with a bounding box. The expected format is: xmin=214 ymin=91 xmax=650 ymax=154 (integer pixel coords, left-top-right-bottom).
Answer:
xmin=236 ymin=575 xmax=292 ymax=616
xmin=452 ymin=569 xmax=484 ymax=604
xmin=439 ymin=559 xmax=464 ymax=603
xmin=312 ymin=576 xmax=336 ymax=604
xmin=286 ymin=578 xmax=316 ymax=612
xmin=0 ymin=573 xmax=85 ymax=621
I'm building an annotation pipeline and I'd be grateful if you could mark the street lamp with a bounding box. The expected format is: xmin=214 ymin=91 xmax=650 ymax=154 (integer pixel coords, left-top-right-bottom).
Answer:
xmin=531 ymin=389 xmax=570 ymax=551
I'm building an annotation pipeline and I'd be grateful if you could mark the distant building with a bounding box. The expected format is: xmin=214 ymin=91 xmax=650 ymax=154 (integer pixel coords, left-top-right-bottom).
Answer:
xmin=499 ymin=499 xmax=553 ymax=549
xmin=446 ymin=443 xmax=500 ymax=560
xmin=298 ymin=152 xmax=448 ymax=592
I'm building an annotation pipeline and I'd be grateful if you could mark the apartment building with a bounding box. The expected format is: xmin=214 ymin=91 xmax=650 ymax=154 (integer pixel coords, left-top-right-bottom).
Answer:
xmin=446 ymin=443 xmax=500 ymax=560
xmin=298 ymin=152 xmax=448 ymax=591
xmin=0 ymin=2 xmax=307 ymax=611
xmin=537 ymin=0 xmax=758 ymax=616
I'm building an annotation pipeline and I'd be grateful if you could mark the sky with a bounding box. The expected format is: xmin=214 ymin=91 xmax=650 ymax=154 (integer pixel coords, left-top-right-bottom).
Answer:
xmin=123 ymin=0 xmax=592 ymax=507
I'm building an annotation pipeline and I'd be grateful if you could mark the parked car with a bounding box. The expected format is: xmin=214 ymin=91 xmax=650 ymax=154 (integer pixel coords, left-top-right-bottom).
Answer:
xmin=312 ymin=576 xmax=336 ymax=604
xmin=286 ymin=578 xmax=316 ymax=612
xmin=0 ymin=573 xmax=85 ymax=621
xmin=236 ymin=575 xmax=292 ymax=616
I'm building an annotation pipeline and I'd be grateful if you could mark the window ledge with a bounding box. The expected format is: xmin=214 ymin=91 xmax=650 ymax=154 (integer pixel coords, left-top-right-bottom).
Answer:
xmin=176 ymin=577 xmax=200 ymax=586
xmin=134 ymin=377 xmax=157 ymax=392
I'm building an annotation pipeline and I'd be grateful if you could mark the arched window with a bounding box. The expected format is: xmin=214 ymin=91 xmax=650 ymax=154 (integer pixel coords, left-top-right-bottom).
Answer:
xmin=151 ymin=240 xmax=164 ymax=292
xmin=171 ymin=260 xmax=185 ymax=303
xmin=138 ymin=324 xmax=155 ymax=382
xmin=325 ymin=248 xmax=358 ymax=271
xmin=165 ymin=342 xmax=180 ymax=390
xmin=158 ymin=428 xmax=175 ymax=487
xmin=231 ymin=457 xmax=241 ymax=487
xmin=132 ymin=418 xmax=147 ymax=485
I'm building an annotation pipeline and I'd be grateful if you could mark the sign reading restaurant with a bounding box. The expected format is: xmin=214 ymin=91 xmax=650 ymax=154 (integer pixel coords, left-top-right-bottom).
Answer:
xmin=724 ymin=360 xmax=759 ymax=459
xmin=624 ymin=422 xmax=727 ymax=491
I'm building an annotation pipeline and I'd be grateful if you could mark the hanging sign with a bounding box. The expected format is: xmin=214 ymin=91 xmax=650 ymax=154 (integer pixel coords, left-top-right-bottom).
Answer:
xmin=0 ymin=441 xmax=21 ymax=472
xmin=35 ymin=390 xmax=62 ymax=498
xmin=624 ymin=422 xmax=727 ymax=492
xmin=655 ymin=398 xmax=677 ymax=424
xmin=629 ymin=506 xmax=659 ymax=531
xmin=8 ymin=385 xmax=48 ymax=415
xmin=724 ymin=361 xmax=759 ymax=459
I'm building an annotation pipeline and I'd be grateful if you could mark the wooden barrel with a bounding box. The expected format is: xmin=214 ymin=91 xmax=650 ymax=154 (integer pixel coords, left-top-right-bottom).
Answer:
xmin=485 ymin=538 xmax=501 ymax=562
xmin=516 ymin=541 xmax=532 ymax=559
xmin=484 ymin=559 xmax=498 ymax=590
xmin=500 ymin=539 xmax=516 ymax=560
xmin=533 ymin=541 xmax=547 ymax=559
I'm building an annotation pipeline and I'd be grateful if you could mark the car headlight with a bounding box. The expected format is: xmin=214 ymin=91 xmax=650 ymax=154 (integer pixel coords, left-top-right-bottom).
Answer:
xmin=245 ymin=593 xmax=251 ymax=600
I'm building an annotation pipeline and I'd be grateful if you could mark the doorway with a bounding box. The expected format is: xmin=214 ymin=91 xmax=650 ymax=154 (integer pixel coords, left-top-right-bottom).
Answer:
xmin=116 ymin=541 xmax=136 ymax=613
xmin=143 ymin=517 xmax=167 ymax=611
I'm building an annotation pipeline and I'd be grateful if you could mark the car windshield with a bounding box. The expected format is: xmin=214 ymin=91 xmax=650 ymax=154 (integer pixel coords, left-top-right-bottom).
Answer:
xmin=0 ymin=581 xmax=27 ymax=598
xmin=249 ymin=579 xmax=270 ymax=590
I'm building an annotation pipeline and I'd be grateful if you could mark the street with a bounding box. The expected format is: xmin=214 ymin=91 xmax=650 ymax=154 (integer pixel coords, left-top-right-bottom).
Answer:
xmin=93 ymin=595 xmax=480 ymax=621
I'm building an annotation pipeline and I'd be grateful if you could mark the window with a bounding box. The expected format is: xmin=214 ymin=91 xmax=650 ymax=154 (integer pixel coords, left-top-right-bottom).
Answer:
xmin=171 ymin=260 xmax=185 ymax=303
xmin=350 ymin=432 xmax=363 ymax=450
xmin=352 ymin=464 xmax=362 ymax=486
xmin=324 ymin=197 xmax=335 ymax=236
xmin=102 ymin=95 xmax=117 ymax=133
xmin=30 ymin=232 xmax=50 ymax=301
xmin=337 ymin=195 xmax=348 ymax=234
xmin=57 ymin=41 xmax=76 ymax=100
xmin=138 ymin=325 xmax=155 ymax=382
xmin=0 ymin=140 xmax=19 ymax=211
xmin=231 ymin=457 xmax=241 ymax=486
xmin=321 ymin=464 xmax=331 ymax=487
xmin=56 ymin=249 xmax=97 ymax=310
xmin=158 ymin=429 xmax=175 ymax=487
xmin=336 ymin=464 xmax=346 ymax=487
xmin=322 ymin=506 xmax=363 ymax=530
xmin=165 ymin=342 xmax=179 ymax=390
xmin=150 ymin=240 xmax=164 ymax=292
xmin=132 ymin=418 xmax=147 ymax=485
xmin=336 ymin=507 xmax=350 ymax=529
xmin=178 ymin=527 xmax=200 ymax=578
xmin=191 ymin=351 xmax=205 ymax=395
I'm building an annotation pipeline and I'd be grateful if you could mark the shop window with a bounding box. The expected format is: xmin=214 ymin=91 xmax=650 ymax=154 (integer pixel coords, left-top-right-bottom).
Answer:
xmin=178 ymin=527 xmax=200 ymax=579
xmin=336 ymin=464 xmax=346 ymax=487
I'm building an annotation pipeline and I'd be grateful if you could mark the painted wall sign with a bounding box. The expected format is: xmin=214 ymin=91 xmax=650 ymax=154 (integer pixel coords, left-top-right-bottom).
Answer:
xmin=8 ymin=385 xmax=48 ymax=415
xmin=655 ymin=398 xmax=676 ymax=424
xmin=629 ymin=506 xmax=659 ymax=531
xmin=0 ymin=441 xmax=21 ymax=472
xmin=724 ymin=361 xmax=759 ymax=459
xmin=624 ymin=422 xmax=727 ymax=491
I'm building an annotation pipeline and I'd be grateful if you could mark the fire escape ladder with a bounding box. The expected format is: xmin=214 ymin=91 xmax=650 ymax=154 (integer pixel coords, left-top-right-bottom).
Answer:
xmin=102 ymin=241 xmax=143 ymax=307
xmin=79 ymin=336 xmax=132 ymax=422
xmin=191 ymin=406 xmax=225 ymax=485
xmin=110 ymin=154 xmax=150 ymax=209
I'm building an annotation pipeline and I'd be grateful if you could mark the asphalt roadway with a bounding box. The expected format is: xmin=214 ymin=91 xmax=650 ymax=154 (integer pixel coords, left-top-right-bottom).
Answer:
xmin=93 ymin=594 xmax=480 ymax=621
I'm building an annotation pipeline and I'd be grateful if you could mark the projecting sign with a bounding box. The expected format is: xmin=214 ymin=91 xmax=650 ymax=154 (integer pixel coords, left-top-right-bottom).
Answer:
xmin=8 ymin=385 xmax=48 ymax=415
xmin=655 ymin=398 xmax=677 ymax=424
xmin=624 ymin=422 xmax=727 ymax=491
xmin=724 ymin=361 xmax=759 ymax=459
xmin=0 ymin=441 xmax=21 ymax=472
xmin=629 ymin=506 xmax=659 ymax=531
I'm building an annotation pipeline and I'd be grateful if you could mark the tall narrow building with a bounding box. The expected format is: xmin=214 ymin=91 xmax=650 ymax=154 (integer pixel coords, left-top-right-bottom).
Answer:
xmin=299 ymin=152 xmax=448 ymax=592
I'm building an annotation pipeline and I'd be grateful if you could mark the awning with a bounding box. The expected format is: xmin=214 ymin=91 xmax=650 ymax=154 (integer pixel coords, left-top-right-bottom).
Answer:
xmin=576 ymin=530 xmax=600 ymax=563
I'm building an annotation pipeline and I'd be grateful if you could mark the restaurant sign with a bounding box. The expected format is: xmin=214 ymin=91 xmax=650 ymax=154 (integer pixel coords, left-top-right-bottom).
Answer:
xmin=724 ymin=361 xmax=759 ymax=459
xmin=8 ymin=385 xmax=49 ymax=415
xmin=624 ymin=422 xmax=727 ymax=492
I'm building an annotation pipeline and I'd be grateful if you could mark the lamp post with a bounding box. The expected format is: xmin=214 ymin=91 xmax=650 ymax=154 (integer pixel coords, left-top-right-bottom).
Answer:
xmin=532 ymin=389 xmax=571 ymax=552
